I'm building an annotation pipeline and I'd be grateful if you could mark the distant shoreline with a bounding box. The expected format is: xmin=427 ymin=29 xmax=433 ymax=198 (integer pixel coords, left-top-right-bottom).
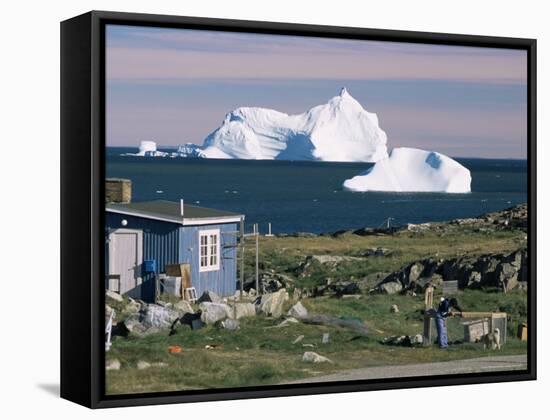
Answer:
xmin=106 ymin=147 xmax=528 ymax=163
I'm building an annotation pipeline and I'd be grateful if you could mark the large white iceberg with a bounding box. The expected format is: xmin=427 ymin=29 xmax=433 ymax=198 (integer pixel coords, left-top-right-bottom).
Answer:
xmin=201 ymin=88 xmax=388 ymax=162
xmin=343 ymin=147 xmax=471 ymax=193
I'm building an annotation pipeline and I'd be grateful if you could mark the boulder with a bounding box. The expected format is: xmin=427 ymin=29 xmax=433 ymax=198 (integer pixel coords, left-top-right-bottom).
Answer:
xmin=124 ymin=298 xmax=141 ymax=314
xmin=221 ymin=319 xmax=240 ymax=330
xmin=495 ymin=262 xmax=519 ymax=291
xmin=302 ymin=351 xmax=333 ymax=363
xmin=199 ymin=302 xmax=232 ymax=324
xmin=197 ymin=290 xmax=223 ymax=304
xmin=141 ymin=304 xmax=180 ymax=330
xmin=390 ymin=304 xmax=399 ymax=313
xmin=292 ymin=288 xmax=303 ymax=301
xmin=378 ymin=281 xmax=403 ymax=295
xmin=123 ymin=313 xmax=148 ymax=336
xmin=287 ymin=301 xmax=308 ymax=319
xmin=232 ymin=302 xmax=256 ymax=319
xmin=257 ymin=289 xmax=289 ymax=318
xmin=105 ymin=359 xmax=120 ymax=371
xmin=174 ymin=299 xmax=195 ymax=315
xmin=106 ymin=290 xmax=123 ymax=302
xmin=137 ymin=361 xmax=151 ymax=370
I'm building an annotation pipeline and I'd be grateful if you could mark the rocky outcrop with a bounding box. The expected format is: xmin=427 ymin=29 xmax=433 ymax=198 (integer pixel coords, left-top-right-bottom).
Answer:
xmin=375 ymin=248 xmax=527 ymax=294
xmin=199 ymin=302 xmax=232 ymax=324
xmin=256 ymin=289 xmax=289 ymax=318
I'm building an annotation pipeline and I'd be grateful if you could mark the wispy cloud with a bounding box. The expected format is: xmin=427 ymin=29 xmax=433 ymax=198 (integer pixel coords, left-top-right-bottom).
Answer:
xmin=106 ymin=25 xmax=527 ymax=83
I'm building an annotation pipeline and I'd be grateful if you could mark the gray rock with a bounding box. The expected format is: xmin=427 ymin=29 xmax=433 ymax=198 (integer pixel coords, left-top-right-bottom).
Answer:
xmin=124 ymin=298 xmax=141 ymax=314
xmin=292 ymin=288 xmax=302 ymax=301
xmin=199 ymin=302 xmax=231 ymax=324
xmin=198 ymin=290 xmax=223 ymax=304
xmin=232 ymin=302 xmax=256 ymax=319
xmin=141 ymin=304 xmax=180 ymax=330
xmin=137 ymin=360 xmax=151 ymax=370
xmin=123 ymin=313 xmax=148 ymax=336
xmin=106 ymin=290 xmax=123 ymax=302
xmin=390 ymin=304 xmax=399 ymax=313
xmin=322 ymin=333 xmax=330 ymax=344
xmin=221 ymin=319 xmax=240 ymax=330
xmin=287 ymin=301 xmax=308 ymax=319
xmin=378 ymin=281 xmax=403 ymax=295
xmin=292 ymin=335 xmax=305 ymax=344
xmin=174 ymin=299 xmax=194 ymax=315
xmin=302 ymin=351 xmax=332 ymax=363
xmin=495 ymin=262 xmax=519 ymax=291
xmin=257 ymin=289 xmax=289 ymax=318
xmin=105 ymin=359 xmax=120 ymax=371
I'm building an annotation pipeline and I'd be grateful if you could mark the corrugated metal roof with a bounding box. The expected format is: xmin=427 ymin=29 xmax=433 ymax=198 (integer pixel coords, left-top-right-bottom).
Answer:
xmin=106 ymin=200 xmax=243 ymax=225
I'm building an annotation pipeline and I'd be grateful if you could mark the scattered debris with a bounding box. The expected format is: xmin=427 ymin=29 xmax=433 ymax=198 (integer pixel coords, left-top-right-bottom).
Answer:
xmin=382 ymin=334 xmax=423 ymax=347
xmin=274 ymin=317 xmax=299 ymax=328
xmin=390 ymin=304 xmax=399 ymax=313
xmin=302 ymin=351 xmax=333 ymax=363
xmin=221 ymin=319 xmax=240 ymax=330
xmin=302 ymin=343 xmax=316 ymax=348
xmin=167 ymin=345 xmax=182 ymax=354
xmin=292 ymin=335 xmax=305 ymax=344
xmin=105 ymin=359 xmax=120 ymax=371
xmin=322 ymin=333 xmax=330 ymax=344
xmin=204 ymin=344 xmax=223 ymax=350
xmin=287 ymin=301 xmax=308 ymax=319
xmin=152 ymin=362 xmax=168 ymax=368
xmin=137 ymin=361 xmax=151 ymax=370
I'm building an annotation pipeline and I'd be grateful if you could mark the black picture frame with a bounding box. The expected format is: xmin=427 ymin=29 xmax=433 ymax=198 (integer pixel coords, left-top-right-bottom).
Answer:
xmin=60 ymin=10 xmax=537 ymax=409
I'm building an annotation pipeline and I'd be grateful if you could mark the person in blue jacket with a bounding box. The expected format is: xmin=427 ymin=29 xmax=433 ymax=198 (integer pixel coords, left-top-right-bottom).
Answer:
xmin=435 ymin=297 xmax=462 ymax=348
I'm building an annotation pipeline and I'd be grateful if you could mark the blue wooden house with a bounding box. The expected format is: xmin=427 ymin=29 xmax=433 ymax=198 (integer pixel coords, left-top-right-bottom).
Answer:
xmin=105 ymin=200 xmax=243 ymax=302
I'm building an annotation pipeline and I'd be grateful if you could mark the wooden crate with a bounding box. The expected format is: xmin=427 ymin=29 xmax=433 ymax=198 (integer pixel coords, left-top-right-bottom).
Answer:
xmin=165 ymin=263 xmax=192 ymax=299
xmin=442 ymin=280 xmax=458 ymax=295
xmin=517 ymin=323 xmax=528 ymax=341
xmin=463 ymin=318 xmax=490 ymax=342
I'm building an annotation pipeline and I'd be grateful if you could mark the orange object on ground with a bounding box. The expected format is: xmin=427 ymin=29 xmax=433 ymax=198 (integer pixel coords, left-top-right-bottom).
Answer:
xmin=168 ymin=345 xmax=182 ymax=354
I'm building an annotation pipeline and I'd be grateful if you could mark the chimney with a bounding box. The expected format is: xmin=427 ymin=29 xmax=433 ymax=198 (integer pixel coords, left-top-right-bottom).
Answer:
xmin=105 ymin=178 xmax=132 ymax=203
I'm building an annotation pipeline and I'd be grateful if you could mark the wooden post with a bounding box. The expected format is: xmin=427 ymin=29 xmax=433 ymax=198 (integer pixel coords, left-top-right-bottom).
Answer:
xmin=255 ymin=223 xmax=260 ymax=295
xmin=425 ymin=286 xmax=434 ymax=310
xmin=423 ymin=313 xmax=433 ymax=347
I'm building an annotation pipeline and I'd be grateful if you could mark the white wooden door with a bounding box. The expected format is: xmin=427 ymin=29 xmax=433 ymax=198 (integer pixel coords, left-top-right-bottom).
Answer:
xmin=108 ymin=229 xmax=143 ymax=295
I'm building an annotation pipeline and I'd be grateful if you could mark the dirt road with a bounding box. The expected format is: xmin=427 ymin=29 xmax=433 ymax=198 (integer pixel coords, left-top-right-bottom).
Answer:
xmin=289 ymin=354 xmax=527 ymax=384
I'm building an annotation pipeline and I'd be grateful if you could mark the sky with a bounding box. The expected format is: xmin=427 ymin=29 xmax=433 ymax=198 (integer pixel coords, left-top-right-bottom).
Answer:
xmin=106 ymin=25 xmax=528 ymax=159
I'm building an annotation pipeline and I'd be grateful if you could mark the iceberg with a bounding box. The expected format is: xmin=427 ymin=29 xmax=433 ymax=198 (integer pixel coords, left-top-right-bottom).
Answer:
xmin=343 ymin=147 xmax=471 ymax=193
xmin=125 ymin=141 xmax=169 ymax=157
xmin=201 ymin=88 xmax=388 ymax=162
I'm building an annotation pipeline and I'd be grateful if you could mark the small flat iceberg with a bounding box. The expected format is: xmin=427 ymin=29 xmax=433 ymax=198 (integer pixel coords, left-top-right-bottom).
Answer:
xmin=343 ymin=147 xmax=471 ymax=193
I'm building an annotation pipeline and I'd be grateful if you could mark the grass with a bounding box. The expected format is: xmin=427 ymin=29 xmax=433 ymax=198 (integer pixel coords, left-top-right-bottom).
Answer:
xmin=106 ymin=289 xmax=527 ymax=394
xmin=106 ymin=225 xmax=528 ymax=395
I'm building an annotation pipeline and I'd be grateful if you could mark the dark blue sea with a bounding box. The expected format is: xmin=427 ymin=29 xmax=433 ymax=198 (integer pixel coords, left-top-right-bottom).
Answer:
xmin=106 ymin=147 xmax=527 ymax=234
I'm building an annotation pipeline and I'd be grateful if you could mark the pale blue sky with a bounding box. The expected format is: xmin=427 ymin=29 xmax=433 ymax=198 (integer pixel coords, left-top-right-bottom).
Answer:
xmin=106 ymin=25 xmax=527 ymax=158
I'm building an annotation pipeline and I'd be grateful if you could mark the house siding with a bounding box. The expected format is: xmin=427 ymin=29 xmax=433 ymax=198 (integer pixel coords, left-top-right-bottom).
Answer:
xmin=106 ymin=212 xmax=238 ymax=301
xmin=179 ymin=223 xmax=238 ymax=297
xmin=106 ymin=212 xmax=180 ymax=302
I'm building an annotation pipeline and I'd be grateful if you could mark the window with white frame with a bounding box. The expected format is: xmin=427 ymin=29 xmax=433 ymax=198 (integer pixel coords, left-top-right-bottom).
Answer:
xmin=199 ymin=229 xmax=220 ymax=272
